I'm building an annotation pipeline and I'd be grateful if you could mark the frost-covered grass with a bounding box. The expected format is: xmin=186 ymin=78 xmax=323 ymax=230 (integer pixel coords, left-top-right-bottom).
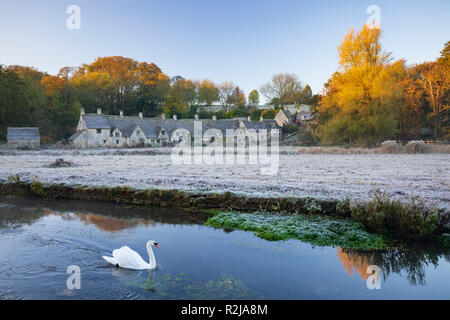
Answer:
xmin=205 ymin=212 xmax=386 ymax=250
xmin=0 ymin=150 xmax=448 ymax=209
xmin=337 ymin=191 xmax=449 ymax=242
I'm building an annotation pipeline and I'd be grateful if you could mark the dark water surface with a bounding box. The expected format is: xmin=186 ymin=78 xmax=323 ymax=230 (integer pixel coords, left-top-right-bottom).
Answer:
xmin=0 ymin=197 xmax=449 ymax=300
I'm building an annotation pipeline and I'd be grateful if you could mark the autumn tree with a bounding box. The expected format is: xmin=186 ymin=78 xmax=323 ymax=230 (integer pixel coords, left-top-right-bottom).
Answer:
xmin=302 ymin=85 xmax=313 ymax=104
xmin=170 ymin=77 xmax=199 ymax=109
xmin=317 ymin=25 xmax=401 ymax=146
xmin=248 ymin=89 xmax=259 ymax=106
xmin=416 ymin=45 xmax=450 ymax=140
xmin=397 ymin=63 xmax=426 ymax=139
xmin=231 ymin=86 xmax=246 ymax=108
xmin=198 ymin=79 xmax=219 ymax=106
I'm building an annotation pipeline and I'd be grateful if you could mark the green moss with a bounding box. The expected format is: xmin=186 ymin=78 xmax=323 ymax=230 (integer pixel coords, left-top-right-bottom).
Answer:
xmin=205 ymin=212 xmax=386 ymax=250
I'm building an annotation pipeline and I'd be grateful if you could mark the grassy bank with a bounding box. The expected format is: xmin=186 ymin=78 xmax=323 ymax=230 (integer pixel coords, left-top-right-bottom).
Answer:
xmin=205 ymin=212 xmax=387 ymax=250
xmin=295 ymin=142 xmax=450 ymax=154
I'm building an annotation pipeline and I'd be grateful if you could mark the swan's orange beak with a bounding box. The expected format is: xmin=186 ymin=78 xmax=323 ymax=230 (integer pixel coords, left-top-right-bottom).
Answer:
xmin=154 ymin=244 xmax=159 ymax=248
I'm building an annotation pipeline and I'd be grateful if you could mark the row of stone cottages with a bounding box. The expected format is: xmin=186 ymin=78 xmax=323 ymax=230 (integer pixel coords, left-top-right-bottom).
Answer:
xmin=68 ymin=108 xmax=282 ymax=148
xmin=5 ymin=105 xmax=311 ymax=149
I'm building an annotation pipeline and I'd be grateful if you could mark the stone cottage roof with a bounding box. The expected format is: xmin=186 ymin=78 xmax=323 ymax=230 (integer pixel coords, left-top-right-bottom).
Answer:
xmin=296 ymin=111 xmax=312 ymax=121
xmin=83 ymin=115 xmax=111 ymax=129
xmin=7 ymin=127 xmax=40 ymax=140
xmin=279 ymin=109 xmax=293 ymax=119
xmin=203 ymin=119 xmax=240 ymax=136
xmin=261 ymin=120 xmax=280 ymax=129
xmin=79 ymin=113 xmax=278 ymax=140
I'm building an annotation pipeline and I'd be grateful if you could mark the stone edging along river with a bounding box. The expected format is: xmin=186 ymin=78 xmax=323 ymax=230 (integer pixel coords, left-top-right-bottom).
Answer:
xmin=0 ymin=181 xmax=338 ymax=214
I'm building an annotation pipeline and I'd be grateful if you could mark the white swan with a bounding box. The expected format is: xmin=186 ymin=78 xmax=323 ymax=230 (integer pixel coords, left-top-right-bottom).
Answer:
xmin=102 ymin=240 xmax=159 ymax=270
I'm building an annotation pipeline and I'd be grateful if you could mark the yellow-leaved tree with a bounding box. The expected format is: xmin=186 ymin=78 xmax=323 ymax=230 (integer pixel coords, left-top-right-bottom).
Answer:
xmin=317 ymin=25 xmax=403 ymax=146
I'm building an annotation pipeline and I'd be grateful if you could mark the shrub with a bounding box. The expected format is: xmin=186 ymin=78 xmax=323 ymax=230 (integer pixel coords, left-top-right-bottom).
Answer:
xmin=379 ymin=140 xmax=402 ymax=153
xmin=405 ymin=140 xmax=429 ymax=153
xmin=7 ymin=174 xmax=21 ymax=183
xmin=30 ymin=176 xmax=44 ymax=197
xmin=349 ymin=190 xmax=444 ymax=241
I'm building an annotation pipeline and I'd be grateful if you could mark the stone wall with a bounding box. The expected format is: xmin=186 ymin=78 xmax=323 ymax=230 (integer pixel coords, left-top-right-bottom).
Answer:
xmin=0 ymin=182 xmax=338 ymax=216
xmin=7 ymin=140 xmax=40 ymax=150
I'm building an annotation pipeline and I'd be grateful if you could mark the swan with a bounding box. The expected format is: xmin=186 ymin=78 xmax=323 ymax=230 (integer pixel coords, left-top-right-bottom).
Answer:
xmin=102 ymin=240 xmax=159 ymax=270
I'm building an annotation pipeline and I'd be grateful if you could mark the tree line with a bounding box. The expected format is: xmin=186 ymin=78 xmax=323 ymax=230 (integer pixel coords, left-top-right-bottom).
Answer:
xmin=315 ymin=25 xmax=449 ymax=146
xmin=0 ymin=56 xmax=314 ymax=141
xmin=1 ymin=25 xmax=448 ymax=146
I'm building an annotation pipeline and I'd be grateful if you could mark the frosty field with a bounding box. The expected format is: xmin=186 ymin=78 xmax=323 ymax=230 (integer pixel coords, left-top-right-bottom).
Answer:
xmin=0 ymin=149 xmax=449 ymax=209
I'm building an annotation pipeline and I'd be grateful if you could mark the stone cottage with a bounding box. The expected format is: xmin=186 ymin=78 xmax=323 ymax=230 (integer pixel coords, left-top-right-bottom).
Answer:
xmin=274 ymin=108 xmax=294 ymax=127
xmin=7 ymin=127 xmax=41 ymax=149
xmin=275 ymin=105 xmax=312 ymax=127
xmin=69 ymin=108 xmax=280 ymax=148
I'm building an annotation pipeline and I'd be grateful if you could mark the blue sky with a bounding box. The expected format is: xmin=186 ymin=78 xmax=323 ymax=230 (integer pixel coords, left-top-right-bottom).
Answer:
xmin=1 ymin=0 xmax=449 ymax=100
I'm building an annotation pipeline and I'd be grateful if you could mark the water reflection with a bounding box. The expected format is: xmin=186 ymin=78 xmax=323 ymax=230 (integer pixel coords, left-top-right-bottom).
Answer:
xmin=0 ymin=203 xmax=43 ymax=229
xmin=45 ymin=209 xmax=156 ymax=232
xmin=0 ymin=197 xmax=212 ymax=232
xmin=337 ymin=247 xmax=450 ymax=286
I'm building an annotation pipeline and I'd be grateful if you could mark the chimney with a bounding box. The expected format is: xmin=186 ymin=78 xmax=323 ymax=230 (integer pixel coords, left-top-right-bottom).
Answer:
xmin=97 ymin=108 xmax=102 ymax=115
xmin=194 ymin=114 xmax=199 ymax=121
xmin=247 ymin=116 xmax=251 ymax=121
xmin=260 ymin=116 xmax=264 ymax=122
xmin=161 ymin=113 xmax=166 ymax=120
xmin=173 ymin=114 xmax=177 ymax=121
xmin=139 ymin=112 xmax=143 ymax=119
xmin=119 ymin=111 xmax=124 ymax=118
xmin=212 ymin=115 xmax=217 ymax=121
xmin=80 ymin=108 xmax=85 ymax=116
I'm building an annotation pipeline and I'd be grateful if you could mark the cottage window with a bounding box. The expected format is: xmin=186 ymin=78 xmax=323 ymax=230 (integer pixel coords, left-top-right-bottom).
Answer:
xmin=103 ymin=139 xmax=107 ymax=144
xmin=161 ymin=130 xmax=166 ymax=135
xmin=115 ymin=132 xmax=120 ymax=137
xmin=96 ymin=129 xmax=101 ymax=134
xmin=116 ymin=140 xmax=119 ymax=144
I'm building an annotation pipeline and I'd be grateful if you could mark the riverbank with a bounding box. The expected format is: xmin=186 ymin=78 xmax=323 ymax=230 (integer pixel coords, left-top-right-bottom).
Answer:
xmin=0 ymin=151 xmax=449 ymax=209
xmin=1 ymin=181 xmax=449 ymax=250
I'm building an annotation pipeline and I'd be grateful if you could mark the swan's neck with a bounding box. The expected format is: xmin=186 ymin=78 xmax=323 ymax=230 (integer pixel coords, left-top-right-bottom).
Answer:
xmin=146 ymin=244 xmax=156 ymax=269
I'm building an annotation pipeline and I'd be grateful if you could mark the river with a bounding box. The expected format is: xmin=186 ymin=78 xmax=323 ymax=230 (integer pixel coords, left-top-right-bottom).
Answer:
xmin=0 ymin=197 xmax=449 ymax=299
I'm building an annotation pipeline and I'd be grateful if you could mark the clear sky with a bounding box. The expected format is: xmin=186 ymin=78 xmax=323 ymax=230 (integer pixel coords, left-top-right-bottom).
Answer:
xmin=1 ymin=0 xmax=449 ymax=100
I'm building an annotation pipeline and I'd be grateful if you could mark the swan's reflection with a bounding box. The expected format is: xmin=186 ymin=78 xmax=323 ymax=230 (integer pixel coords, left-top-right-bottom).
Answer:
xmin=111 ymin=266 xmax=161 ymax=292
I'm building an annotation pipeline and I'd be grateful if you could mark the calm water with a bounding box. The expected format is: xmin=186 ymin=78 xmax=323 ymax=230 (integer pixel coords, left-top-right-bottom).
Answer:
xmin=0 ymin=197 xmax=449 ymax=300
